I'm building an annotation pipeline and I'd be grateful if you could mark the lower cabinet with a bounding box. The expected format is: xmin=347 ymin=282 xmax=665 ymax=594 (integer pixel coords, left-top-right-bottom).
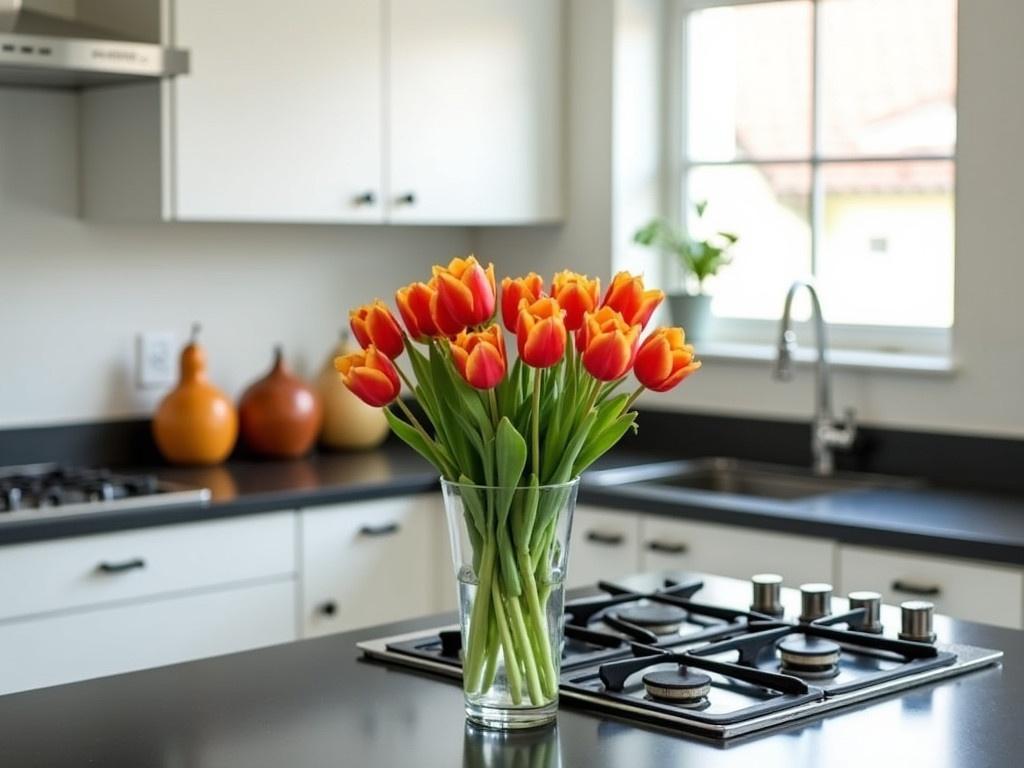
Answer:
xmin=567 ymin=505 xmax=642 ymax=588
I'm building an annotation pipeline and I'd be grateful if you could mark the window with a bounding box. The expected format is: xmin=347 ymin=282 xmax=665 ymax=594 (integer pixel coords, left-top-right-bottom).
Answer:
xmin=674 ymin=0 xmax=957 ymax=349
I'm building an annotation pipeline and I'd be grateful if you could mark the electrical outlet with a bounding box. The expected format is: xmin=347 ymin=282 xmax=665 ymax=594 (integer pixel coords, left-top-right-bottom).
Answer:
xmin=136 ymin=332 xmax=177 ymax=389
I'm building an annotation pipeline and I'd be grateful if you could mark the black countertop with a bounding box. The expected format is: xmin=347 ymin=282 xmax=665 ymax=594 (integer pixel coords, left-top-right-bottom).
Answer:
xmin=1 ymin=442 xmax=1022 ymax=566
xmin=1 ymin=573 xmax=1020 ymax=767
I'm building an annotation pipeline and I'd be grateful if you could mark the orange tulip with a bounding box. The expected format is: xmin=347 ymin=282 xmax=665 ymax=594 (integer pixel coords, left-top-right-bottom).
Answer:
xmin=601 ymin=271 xmax=664 ymax=329
xmin=433 ymin=255 xmax=497 ymax=327
xmin=350 ymin=300 xmax=405 ymax=359
xmin=516 ymin=297 xmax=567 ymax=369
xmin=577 ymin=307 xmax=640 ymax=381
xmin=450 ymin=325 xmax=507 ymax=390
xmin=335 ymin=346 xmax=402 ymax=407
xmin=634 ymin=327 xmax=702 ymax=392
xmin=551 ymin=271 xmax=600 ymax=331
xmin=395 ymin=282 xmax=439 ymax=342
xmin=501 ymin=273 xmax=544 ymax=332
xmin=429 ymin=277 xmax=466 ymax=338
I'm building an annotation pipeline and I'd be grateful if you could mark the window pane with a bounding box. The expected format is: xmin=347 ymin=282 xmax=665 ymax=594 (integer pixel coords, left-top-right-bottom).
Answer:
xmin=686 ymin=164 xmax=812 ymax=320
xmin=686 ymin=1 xmax=812 ymax=162
xmin=820 ymin=0 xmax=957 ymax=158
xmin=818 ymin=160 xmax=954 ymax=327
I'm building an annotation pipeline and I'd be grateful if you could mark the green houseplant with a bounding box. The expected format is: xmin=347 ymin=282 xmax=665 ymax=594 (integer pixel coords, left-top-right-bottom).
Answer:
xmin=633 ymin=201 xmax=738 ymax=340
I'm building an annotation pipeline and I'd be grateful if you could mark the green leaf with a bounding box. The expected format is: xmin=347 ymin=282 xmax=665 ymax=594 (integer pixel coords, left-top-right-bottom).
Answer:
xmin=574 ymin=412 xmax=637 ymax=475
xmin=384 ymin=408 xmax=448 ymax=477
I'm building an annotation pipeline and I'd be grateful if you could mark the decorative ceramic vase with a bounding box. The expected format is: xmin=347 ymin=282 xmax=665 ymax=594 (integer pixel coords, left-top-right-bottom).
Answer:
xmin=316 ymin=334 xmax=389 ymax=450
xmin=152 ymin=327 xmax=238 ymax=465
xmin=441 ymin=477 xmax=580 ymax=730
xmin=238 ymin=346 xmax=322 ymax=459
xmin=667 ymin=293 xmax=712 ymax=341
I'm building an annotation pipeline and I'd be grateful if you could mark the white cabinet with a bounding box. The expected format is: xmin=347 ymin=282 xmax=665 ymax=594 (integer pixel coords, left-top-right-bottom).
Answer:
xmin=567 ymin=505 xmax=642 ymax=588
xmin=639 ymin=515 xmax=835 ymax=588
xmin=838 ymin=545 xmax=1024 ymax=630
xmin=301 ymin=494 xmax=442 ymax=637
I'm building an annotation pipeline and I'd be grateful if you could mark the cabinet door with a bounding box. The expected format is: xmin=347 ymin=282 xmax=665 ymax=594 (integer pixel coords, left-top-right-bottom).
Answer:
xmin=838 ymin=545 xmax=1023 ymax=630
xmin=567 ymin=506 xmax=641 ymax=588
xmin=388 ymin=0 xmax=563 ymax=224
xmin=302 ymin=495 xmax=439 ymax=637
xmin=173 ymin=0 xmax=383 ymax=222
xmin=639 ymin=516 xmax=835 ymax=588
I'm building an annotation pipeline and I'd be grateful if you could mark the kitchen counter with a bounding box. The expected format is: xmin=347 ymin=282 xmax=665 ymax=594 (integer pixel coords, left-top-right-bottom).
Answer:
xmin=1 ymin=572 xmax=1020 ymax=767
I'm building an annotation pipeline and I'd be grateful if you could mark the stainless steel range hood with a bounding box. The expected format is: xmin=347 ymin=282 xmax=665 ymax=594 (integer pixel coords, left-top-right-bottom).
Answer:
xmin=0 ymin=0 xmax=188 ymax=88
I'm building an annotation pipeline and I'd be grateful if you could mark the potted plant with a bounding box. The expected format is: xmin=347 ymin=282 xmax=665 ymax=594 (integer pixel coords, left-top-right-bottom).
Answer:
xmin=633 ymin=201 xmax=738 ymax=341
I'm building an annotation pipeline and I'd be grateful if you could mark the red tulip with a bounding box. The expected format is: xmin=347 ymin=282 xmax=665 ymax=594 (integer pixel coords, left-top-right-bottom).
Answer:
xmin=577 ymin=307 xmax=640 ymax=381
xmin=500 ymin=273 xmax=544 ymax=332
xmin=634 ymin=327 xmax=702 ymax=392
xmin=349 ymin=300 xmax=405 ymax=359
xmin=335 ymin=346 xmax=402 ymax=407
xmin=429 ymin=277 xmax=466 ymax=338
xmin=433 ymin=255 xmax=497 ymax=327
xmin=516 ymin=297 xmax=567 ymax=369
xmin=450 ymin=325 xmax=507 ymax=390
xmin=601 ymin=271 xmax=664 ymax=329
xmin=395 ymin=282 xmax=439 ymax=342
xmin=551 ymin=271 xmax=600 ymax=331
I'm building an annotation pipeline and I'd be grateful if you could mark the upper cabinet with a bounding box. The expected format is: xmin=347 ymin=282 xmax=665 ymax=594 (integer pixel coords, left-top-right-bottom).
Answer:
xmin=81 ymin=0 xmax=563 ymax=225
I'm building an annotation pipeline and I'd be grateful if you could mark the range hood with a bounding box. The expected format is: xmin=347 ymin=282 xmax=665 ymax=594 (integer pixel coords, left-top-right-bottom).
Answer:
xmin=0 ymin=0 xmax=188 ymax=88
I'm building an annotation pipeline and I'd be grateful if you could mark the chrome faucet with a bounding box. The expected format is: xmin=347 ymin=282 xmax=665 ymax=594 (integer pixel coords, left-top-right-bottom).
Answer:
xmin=773 ymin=279 xmax=857 ymax=476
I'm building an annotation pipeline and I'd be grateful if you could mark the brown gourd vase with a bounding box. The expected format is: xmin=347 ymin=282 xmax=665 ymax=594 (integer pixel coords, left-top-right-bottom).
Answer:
xmin=238 ymin=346 xmax=323 ymax=459
xmin=153 ymin=326 xmax=238 ymax=465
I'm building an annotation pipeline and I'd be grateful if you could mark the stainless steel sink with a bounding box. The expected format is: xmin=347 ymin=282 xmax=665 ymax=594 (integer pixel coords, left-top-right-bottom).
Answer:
xmin=587 ymin=458 xmax=918 ymax=502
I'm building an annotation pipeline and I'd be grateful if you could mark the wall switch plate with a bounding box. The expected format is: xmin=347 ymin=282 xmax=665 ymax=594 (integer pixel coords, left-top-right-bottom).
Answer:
xmin=136 ymin=332 xmax=177 ymax=389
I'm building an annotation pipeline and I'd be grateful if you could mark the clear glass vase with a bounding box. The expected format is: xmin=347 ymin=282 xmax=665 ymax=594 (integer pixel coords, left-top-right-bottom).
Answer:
xmin=441 ymin=477 xmax=580 ymax=730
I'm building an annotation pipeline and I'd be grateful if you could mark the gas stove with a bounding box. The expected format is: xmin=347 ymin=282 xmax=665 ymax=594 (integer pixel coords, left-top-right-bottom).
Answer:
xmin=0 ymin=463 xmax=210 ymax=522
xmin=359 ymin=573 xmax=1003 ymax=740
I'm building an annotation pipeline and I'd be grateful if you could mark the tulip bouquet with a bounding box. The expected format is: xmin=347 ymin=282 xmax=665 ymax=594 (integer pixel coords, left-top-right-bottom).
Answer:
xmin=336 ymin=256 xmax=700 ymax=717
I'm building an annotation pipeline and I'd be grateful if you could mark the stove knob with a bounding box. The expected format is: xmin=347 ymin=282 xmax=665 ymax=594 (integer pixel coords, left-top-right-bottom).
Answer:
xmin=847 ymin=590 xmax=883 ymax=633
xmin=2 ymin=486 xmax=22 ymax=512
xmin=750 ymin=573 xmax=784 ymax=617
xmin=799 ymin=583 xmax=833 ymax=623
xmin=899 ymin=600 xmax=936 ymax=643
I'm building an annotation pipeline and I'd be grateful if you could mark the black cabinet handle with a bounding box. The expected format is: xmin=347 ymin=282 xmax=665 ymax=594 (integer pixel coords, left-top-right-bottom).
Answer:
xmin=353 ymin=191 xmax=376 ymax=206
xmin=318 ymin=600 xmax=338 ymax=617
xmin=645 ymin=540 xmax=688 ymax=555
xmin=359 ymin=522 xmax=400 ymax=537
xmin=97 ymin=558 xmax=145 ymax=574
xmin=395 ymin=192 xmax=416 ymax=205
xmin=586 ymin=530 xmax=625 ymax=546
xmin=891 ymin=579 xmax=941 ymax=597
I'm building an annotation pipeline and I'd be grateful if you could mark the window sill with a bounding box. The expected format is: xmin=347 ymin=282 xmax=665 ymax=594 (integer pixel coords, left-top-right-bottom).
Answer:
xmin=697 ymin=341 xmax=958 ymax=376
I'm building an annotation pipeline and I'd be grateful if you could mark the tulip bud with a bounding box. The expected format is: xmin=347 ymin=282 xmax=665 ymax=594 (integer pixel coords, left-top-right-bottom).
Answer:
xmin=551 ymin=271 xmax=600 ymax=331
xmin=349 ymin=300 xmax=405 ymax=359
xmin=450 ymin=325 xmax=507 ymax=390
xmin=395 ymin=282 xmax=439 ymax=342
xmin=634 ymin=327 xmax=702 ymax=392
xmin=601 ymin=271 xmax=665 ymax=329
xmin=433 ymin=255 xmax=497 ymax=327
xmin=577 ymin=307 xmax=640 ymax=381
xmin=429 ymin=277 xmax=467 ymax=338
xmin=516 ymin=297 xmax=567 ymax=369
xmin=335 ymin=346 xmax=402 ymax=407
xmin=500 ymin=273 xmax=545 ymax=332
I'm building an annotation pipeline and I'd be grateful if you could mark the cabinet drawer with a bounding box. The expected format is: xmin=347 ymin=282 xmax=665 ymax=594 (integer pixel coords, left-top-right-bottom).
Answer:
xmin=567 ymin=506 xmax=641 ymax=588
xmin=640 ymin=516 xmax=835 ymax=587
xmin=838 ymin=545 xmax=1023 ymax=629
xmin=0 ymin=513 xmax=296 ymax=622
xmin=0 ymin=579 xmax=296 ymax=696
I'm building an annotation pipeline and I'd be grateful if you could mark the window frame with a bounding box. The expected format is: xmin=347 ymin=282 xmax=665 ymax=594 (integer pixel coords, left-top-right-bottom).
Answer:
xmin=667 ymin=0 xmax=957 ymax=356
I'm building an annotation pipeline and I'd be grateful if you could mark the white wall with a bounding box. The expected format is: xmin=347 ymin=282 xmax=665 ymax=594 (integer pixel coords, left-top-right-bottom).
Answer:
xmin=0 ymin=87 xmax=471 ymax=428
xmin=479 ymin=0 xmax=1024 ymax=439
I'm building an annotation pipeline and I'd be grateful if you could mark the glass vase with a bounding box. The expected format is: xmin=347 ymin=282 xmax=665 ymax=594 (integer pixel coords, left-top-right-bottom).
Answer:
xmin=440 ymin=477 xmax=579 ymax=730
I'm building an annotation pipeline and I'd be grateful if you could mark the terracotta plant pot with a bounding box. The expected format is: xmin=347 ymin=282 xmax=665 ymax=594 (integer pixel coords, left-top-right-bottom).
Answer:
xmin=238 ymin=346 xmax=323 ymax=459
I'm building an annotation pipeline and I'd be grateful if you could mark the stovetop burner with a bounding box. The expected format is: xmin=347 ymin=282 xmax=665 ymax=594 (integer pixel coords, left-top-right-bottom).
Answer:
xmin=614 ymin=604 xmax=689 ymax=635
xmin=642 ymin=669 xmax=712 ymax=706
xmin=778 ymin=636 xmax=842 ymax=679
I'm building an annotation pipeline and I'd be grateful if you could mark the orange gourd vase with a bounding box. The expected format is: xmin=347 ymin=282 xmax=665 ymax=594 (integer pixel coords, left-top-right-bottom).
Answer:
xmin=238 ymin=346 xmax=323 ymax=459
xmin=153 ymin=330 xmax=238 ymax=465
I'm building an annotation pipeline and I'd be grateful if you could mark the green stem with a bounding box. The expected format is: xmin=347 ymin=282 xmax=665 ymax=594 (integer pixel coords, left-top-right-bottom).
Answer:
xmin=531 ymin=367 xmax=542 ymax=479
xmin=393 ymin=399 xmax=456 ymax=478
xmin=463 ymin=538 xmax=496 ymax=693
xmin=506 ymin=593 xmax=545 ymax=705
xmin=518 ymin=551 xmax=558 ymax=698
xmin=623 ymin=384 xmax=645 ymax=413
xmin=487 ymin=388 xmax=500 ymax=427
xmin=490 ymin=580 xmax=524 ymax=705
xmin=481 ymin=615 xmax=500 ymax=693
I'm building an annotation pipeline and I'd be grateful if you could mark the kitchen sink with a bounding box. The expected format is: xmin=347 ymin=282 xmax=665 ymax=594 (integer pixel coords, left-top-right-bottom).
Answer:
xmin=587 ymin=458 xmax=919 ymax=502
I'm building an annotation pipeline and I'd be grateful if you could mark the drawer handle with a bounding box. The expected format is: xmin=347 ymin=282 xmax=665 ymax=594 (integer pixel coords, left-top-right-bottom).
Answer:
xmin=359 ymin=522 xmax=400 ymax=537
xmin=891 ymin=579 xmax=941 ymax=597
xmin=646 ymin=540 xmax=688 ymax=555
xmin=97 ymin=558 xmax=145 ymax=574
xmin=586 ymin=530 xmax=625 ymax=546
xmin=318 ymin=600 xmax=338 ymax=617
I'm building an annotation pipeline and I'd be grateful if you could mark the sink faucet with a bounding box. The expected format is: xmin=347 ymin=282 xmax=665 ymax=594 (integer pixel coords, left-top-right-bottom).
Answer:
xmin=773 ymin=279 xmax=857 ymax=476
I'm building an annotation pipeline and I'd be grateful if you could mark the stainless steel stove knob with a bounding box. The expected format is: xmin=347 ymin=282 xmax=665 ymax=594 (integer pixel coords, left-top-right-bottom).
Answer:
xmin=847 ymin=590 xmax=883 ymax=633
xmin=899 ymin=600 xmax=936 ymax=643
xmin=799 ymin=583 xmax=833 ymax=622
xmin=750 ymin=573 xmax=784 ymax=617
